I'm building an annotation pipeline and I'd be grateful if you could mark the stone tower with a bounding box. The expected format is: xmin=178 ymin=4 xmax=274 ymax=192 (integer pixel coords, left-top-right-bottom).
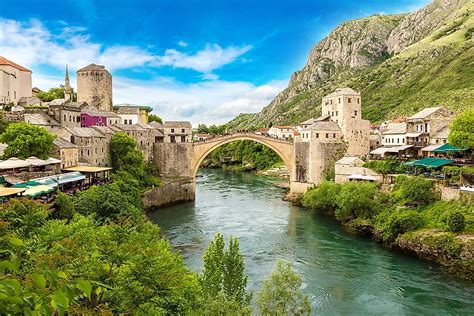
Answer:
xmin=76 ymin=63 xmax=113 ymax=112
xmin=321 ymin=88 xmax=370 ymax=157
xmin=64 ymin=64 xmax=72 ymax=102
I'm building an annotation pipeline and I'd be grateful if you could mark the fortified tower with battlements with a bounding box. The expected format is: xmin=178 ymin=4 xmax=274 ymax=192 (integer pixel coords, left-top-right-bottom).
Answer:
xmin=76 ymin=64 xmax=113 ymax=112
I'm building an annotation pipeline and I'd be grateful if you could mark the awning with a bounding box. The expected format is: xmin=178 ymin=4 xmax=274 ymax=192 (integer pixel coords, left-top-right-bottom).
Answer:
xmin=0 ymin=158 xmax=30 ymax=169
xmin=404 ymin=157 xmax=453 ymax=168
xmin=387 ymin=145 xmax=414 ymax=152
xmin=23 ymin=185 xmax=54 ymax=197
xmin=63 ymin=166 xmax=112 ymax=173
xmin=421 ymin=144 xmax=443 ymax=152
xmin=460 ymin=186 xmax=474 ymax=193
xmin=432 ymin=143 xmax=464 ymax=153
xmin=25 ymin=156 xmax=48 ymax=166
xmin=370 ymin=147 xmax=392 ymax=155
xmin=0 ymin=187 xmax=26 ymax=197
xmin=28 ymin=171 xmax=86 ymax=188
xmin=405 ymin=132 xmax=423 ymax=138
xmin=348 ymin=174 xmax=377 ymax=181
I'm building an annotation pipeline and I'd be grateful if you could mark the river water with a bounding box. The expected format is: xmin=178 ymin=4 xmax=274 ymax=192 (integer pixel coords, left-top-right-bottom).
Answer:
xmin=148 ymin=169 xmax=474 ymax=315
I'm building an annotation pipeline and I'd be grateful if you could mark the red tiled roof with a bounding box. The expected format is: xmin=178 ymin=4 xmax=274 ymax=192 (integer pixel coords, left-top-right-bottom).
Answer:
xmin=0 ymin=56 xmax=32 ymax=72
xmin=273 ymin=125 xmax=292 ymax=129
xmin=259 ymin=128 xmax=269 ymax=132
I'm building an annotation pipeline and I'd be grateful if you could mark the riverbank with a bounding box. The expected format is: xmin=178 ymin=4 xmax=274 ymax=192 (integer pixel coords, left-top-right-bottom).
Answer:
xmin=299 ymin=179 xmax=474 ymax=281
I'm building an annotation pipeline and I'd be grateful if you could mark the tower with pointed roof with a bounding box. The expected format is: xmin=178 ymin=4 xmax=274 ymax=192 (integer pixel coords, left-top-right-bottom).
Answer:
xmin=64 ymin=64 xmax=72 ymax=102
xmin=76 ymin=63 xmax=113 ymax=112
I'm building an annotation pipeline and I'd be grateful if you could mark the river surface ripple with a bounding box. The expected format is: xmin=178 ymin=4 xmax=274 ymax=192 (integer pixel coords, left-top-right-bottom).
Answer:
xmin=148 ymin=169 xmax=474 ymax=315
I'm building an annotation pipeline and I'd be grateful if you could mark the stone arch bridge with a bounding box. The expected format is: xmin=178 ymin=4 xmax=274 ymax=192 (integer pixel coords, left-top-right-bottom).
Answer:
xmin=153 ymin=132 xmax=345 ymax=196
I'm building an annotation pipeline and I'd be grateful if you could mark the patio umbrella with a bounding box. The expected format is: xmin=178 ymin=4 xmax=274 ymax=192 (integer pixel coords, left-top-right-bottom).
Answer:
xmin=432 ymin=143 xmax=464 ymax=153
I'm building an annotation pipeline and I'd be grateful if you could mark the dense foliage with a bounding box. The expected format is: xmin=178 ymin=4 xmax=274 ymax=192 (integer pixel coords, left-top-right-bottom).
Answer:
xmin=205 ymin=140 xmax=282 ymax=172
xmin=257 ymin=261 xmax=311 ymax=315
xmin=148 ymin=114 xmax=163 ymax=124
xmin=363 ymin=157 xmax=407 ymax=176
xmin=37 ymin=87 xmax=76 ymax=102
xmin=448 ymin=108 xmax=474 ymax=151
xmin=196 ymin=124 xmax=227 ymax=135
xmin=303 ymin=176 xmax=472 ymax=243
xmin=1 ymin=122 xmax=55 ymax=159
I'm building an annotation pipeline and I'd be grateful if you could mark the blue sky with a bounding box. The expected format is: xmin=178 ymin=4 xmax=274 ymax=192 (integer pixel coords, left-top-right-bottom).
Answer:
xmin=0 ymin=0 xmax=429 ymax=124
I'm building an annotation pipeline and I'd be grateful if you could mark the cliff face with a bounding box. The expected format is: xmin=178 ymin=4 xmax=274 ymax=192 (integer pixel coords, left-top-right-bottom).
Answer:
xmin=227 ymin=0 xmax=473 ymax=129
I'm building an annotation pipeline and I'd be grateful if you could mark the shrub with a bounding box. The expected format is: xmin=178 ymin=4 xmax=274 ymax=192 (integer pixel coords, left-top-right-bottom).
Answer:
xmin=302 ymin=181 xmax=341 ymax=213
xmin=0 ymin=198 xmax=50 ymax=237
xmin=384 ymin=210 xmax=424 ymax=241
xmin=52 ymin=191 xmax=75 ymax=220
xmin=335 ymin=182 xmax=381 ymax=222
xmin=446 ymin=211 xmax=465 ymax=233
xmin=391 ymin=176 xmax=436 ymax=206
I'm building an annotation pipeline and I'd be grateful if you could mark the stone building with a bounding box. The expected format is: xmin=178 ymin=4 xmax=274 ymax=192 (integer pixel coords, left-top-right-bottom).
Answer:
xmin=0 ymin=56 xmax=32 ymax=105
xmin=113 ymin=104 xmax=152 ymax=125
xmin=268 ymin=126 xmax=294 ymax=139
xmin=53 ymin=137 xmax=79 ymax=169
xmin=148 ymin=121 xmax=165 ymax=143
xmin=429 ymin=126 xmax=449 ymax=145
xmin=56 ymin=127 xmax=109 ymax=166
xmin=80 ymin=105 xmax=121 ymax=127
xmin=77 ymin=64 xmax=113 ymax=112
xmin=114 ymin=123 xmax=155 ymax=161
xmin=406 ymin=106 xmax=453 ymax=149
xmin=381 ymin=123 xmax=407 ymax=147
xmin=334 ymin=156 xmax=381 ymax=183
xmin=163 ymin=121 xmax=192 ymax=143
xmin=321 ymin=88 xmax=370 ymax=157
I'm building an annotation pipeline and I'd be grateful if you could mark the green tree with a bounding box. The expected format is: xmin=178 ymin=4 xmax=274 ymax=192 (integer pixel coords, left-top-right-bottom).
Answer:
xmin=391 ymin=176 xmax=436 ymax=206
xmin=0 ymin=198 xmax=50 ymax=238
xmin=302 ymin=181 xmax=341 ymax=213
xmin=335 ymin=182 xmax=381 ymax=222
xmin=1 ymin=122 xmax=55 ymax=159
xmin=448 ymin=109 xmax=474 ymax=151
xmin=110 ymin=132 xmax=145 ymax=178
xmin=0 ymin=112 xmax=9 ymax=134
xmin=37 ymin=86 xmax=77 ymax=102
xmin=148 ymin=114 xmax=163 ymax=124
xmin=202 ymin=233 xmax=225 ymax=299
xmin=257 ymin=261 xmax=311 ymax=315
xmin=201 ymin=234 xmax=252 ymax=312
xmin=52 ymin=191 xmax=75 ymax=220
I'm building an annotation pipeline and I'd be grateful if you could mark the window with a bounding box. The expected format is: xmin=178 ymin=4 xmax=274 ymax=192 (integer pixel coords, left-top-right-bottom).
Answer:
xmin=354 ymin=110 xmax=358 ymax=116
xmin=424 ymin=123 xmax=428 ymax=132
xmin=357 ymin=98 xmax=360 ymax=104
xmin=333 ymin=133 xmax=336 ymax=138
xmin=181 ymin=136 xmax=186 ymax=142
xmin=14 ymin=91 xmax=16 ymax=99
xmin=171 ymin=128 xmax=175 ymax=133
xmin=64 ymin=114 xmax=66 ymax=121
xmin=170 ymin=135 xmax=176 ymax=143
xmin=326 ymin=133 xmax=329 ymax=138
xmin=316 ymin=133 xmax=319 ymax=138
xmin=328 ymin=111 xmax=330 ymax=115
xmin=338 ymin=98 xmax=341 ymax=104
xmin=335 ymin=111 xmax=338 ymax=116
xmin=182 ymin=128 xmax=185 ymax=133
xmin=397 ymin=138 xmax=399 ymax=143
xmin=348 ymin=98 xmax=351 ymax=103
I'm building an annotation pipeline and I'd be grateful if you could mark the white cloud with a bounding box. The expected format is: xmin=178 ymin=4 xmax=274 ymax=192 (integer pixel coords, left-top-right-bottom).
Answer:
xmin=153 ymin=43 xmax=253 ymax=73
xmin=0 ymin=19 xmax=251 ymax=74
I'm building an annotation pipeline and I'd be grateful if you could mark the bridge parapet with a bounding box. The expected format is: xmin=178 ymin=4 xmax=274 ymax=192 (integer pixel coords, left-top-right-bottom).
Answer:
xmin=194 ymin=132 xmax=293 ymax=145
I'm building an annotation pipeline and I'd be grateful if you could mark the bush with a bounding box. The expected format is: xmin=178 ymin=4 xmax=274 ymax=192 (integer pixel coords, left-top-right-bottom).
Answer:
xmin=335 ymin=182 xmax=381 ymax=222
xmin=384 ymin=210 xmax=424 ymax=241
xmin=391 ymin=176 xmax=436 ymax=206
xmin=302 ymin=181 xmax=341 ymax=213
xmin=52 ymin=191 xmax=75 ymax=220
xmin=0 ymin=198 xmax=50 ymax=237
xmin=446 ymin=211 xmax=465 ymax=233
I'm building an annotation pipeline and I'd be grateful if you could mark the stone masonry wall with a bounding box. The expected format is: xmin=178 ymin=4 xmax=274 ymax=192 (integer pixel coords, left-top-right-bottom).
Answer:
xmin=153 ymin=142 xmax=193 ymax=177
xmin=77 ymin=70 xmax=113 ymax=112
xmin=143 ymin=177 xmax=195 ymax=208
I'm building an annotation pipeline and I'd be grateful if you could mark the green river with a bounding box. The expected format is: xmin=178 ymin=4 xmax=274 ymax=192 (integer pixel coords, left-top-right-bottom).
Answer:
xmin=148 ymin=169 xmax=474 ymax=315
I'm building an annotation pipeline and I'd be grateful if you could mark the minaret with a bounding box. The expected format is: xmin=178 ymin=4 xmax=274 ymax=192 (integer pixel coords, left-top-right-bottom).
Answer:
xmin=64 ymin=64 xmax=72 ymax=102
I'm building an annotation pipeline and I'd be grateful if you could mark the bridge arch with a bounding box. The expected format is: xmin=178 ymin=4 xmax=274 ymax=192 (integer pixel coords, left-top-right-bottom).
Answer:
xmin=192 ymin=133 xmax=294 ymax=179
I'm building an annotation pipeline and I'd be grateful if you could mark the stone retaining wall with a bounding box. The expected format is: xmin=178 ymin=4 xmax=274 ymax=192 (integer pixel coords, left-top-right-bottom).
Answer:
xmin=143 ymin=177 xmax=195 ymax=208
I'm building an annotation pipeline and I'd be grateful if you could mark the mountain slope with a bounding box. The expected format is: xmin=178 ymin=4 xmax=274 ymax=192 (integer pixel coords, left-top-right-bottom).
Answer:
xmin=227 ymin=0 xmax=474 ymax=129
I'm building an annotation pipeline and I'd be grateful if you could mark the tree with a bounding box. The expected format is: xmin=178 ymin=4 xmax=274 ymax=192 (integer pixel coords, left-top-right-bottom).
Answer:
xmin=0 ymin=198 xmax=50 ymax=238
xmin=52 ymin=191 xmax=75 ymax=220
xmin=201 ymin=234 xmax=252 ymax=312
xmin=1 ymin=122 xmax=55 ymax=159
xmin=391 ymin=176 xmax=436 ymax=206
xmin=257 ymin=261 xmax=311 ymax=315
xmin=448 ymin=109 xmax=474 ymax=151
xmin=335 ymin=182 xmax=381 ymax=222
xmin=37 ymin=86 xmax=77 ymax=102
xmin=148 ymin=114 xmax=163 ymax=124
xmin=109 ymin=132 xmax=145 ymax=178
xmin=302 ymin=181 xmax=341 ymax=213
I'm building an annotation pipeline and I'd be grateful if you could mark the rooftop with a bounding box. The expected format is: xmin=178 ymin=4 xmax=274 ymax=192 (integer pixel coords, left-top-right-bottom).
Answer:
xmin=303 ymin=121 xmax=341 ymax=132
xmin=148 ymin=121 xmax=163 ymax=129
xmin=77 ymin=63 xmax=110 ymax=73
xmin=336 ymin=156 xmax=364 ymax=166
xmin=81 ymin=105 xmax=120 ymax=118
xmin=164 ymin=121 xmax=192 ymax=128
xmin=24 ymin=113 xmax=61 ymax=127
xmin=408 ymin=107 xmax=443 ymax=120
xmin=113 ymin=104 xmax=153 ymax=112
xmin=382 ymin=122 xmax=407 ymax=135
xmin=68 ymin=127 xmax=105 ymax=138
xmin=0 ymin=56 xmax=32 ymax=72
xmin=53 ymin=137 xmax=78 ymax=149
xmin=114 ymin=123 xmax=148 ymax=131
xmin=63 ymin=166 xmax=112 ymax=173
xmin=323 ymin=87 xmax=359 ymax=98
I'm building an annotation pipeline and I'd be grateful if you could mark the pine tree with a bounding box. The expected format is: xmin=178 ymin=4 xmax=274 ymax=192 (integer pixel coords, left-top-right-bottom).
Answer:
xmin=223 ymin=237 xmax=250 ymax=305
